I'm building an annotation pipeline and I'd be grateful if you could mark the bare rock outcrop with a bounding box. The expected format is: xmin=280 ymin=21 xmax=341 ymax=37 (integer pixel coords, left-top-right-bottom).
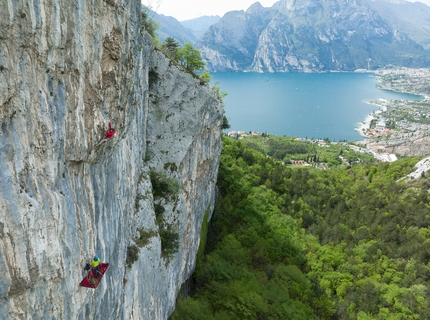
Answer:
xmin=401 ymin=156 xmax=430 ymax=182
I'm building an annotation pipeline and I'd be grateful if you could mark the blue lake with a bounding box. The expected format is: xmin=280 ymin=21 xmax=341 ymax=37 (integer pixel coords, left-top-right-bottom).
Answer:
xmin=212 ymin=72 xmax=423 ymax=141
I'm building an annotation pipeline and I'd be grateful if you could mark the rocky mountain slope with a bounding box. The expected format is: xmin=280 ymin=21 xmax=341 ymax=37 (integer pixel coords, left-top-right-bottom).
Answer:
xmin=198 ymin=0 xmax=430 ymax=72
xmin=0 ymin=0 xmax=222 ymax=319
xmin=149 ymin=9 xmax=197 ymax=44
xmin=180 ymin=15 xmax=221 ymax=41
xmin=368 ymin=0 xmax=430 ymax=50
xmin=198 ymin=2 xmax=278 ymax=72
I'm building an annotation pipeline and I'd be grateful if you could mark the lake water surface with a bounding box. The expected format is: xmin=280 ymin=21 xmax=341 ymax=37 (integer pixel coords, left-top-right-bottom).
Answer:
xmin=212 ymin=72 xmax=422 ymax=141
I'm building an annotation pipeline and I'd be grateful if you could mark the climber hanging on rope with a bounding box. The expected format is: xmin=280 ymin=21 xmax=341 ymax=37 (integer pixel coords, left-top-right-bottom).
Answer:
xmin=95 ymin=122 xmax=116 ymax=149
xmin=91 ymin=255 xmax=101 ymax=275
xmin=80 ymin=254 xmax=110 ymax=289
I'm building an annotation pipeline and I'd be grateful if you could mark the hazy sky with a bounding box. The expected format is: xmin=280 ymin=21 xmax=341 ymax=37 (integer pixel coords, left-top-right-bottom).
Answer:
xmin=143 ymin=0 xmax=278 ymax=21
xmin=143 ymin=0 xmax=430 ymax=21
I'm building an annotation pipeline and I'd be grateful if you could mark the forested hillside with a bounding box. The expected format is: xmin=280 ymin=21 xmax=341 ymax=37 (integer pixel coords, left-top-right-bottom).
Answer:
xmin=240 ymin=135 xmax=376 ymax=167
xmin=172 ymin=137 xmax=430 ymax=319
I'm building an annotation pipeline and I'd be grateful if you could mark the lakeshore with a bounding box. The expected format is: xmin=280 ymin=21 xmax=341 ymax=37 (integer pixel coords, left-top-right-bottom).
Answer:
xmin=355 ymin=100 xmax=388 ymax=138
xmin=354 ymin=68 xmax=430 ymax=158
xmin=355 ymin=114 xmax=374 ymax=137
xmin=214 ymin=72 xmax=418 ymax=142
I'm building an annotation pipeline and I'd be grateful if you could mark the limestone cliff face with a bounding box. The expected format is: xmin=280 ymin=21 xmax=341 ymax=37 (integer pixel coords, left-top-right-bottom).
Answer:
xmin=198 ymin=3 xmax=277 ymax=72
xmin=0 ymin=0 xmax=223 ymax=319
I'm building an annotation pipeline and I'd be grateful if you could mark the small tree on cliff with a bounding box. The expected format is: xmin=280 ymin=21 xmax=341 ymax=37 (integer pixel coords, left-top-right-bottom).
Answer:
xmin=222 ymin=115 xmax=231 ymax=130
xmin=199 ymin=71 xmax=212 ymax=84
xmin=160 ymin=37 xmax=180 ymax=59
xmin=142 ymin=7 xmax=160 ymax=41
xmin=177 ymin=43 xmax=205 ymax=73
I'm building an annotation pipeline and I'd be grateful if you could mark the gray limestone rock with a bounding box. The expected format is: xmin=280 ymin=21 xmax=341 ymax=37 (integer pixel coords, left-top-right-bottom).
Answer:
xmin=0 ymin=0 xmax=222 ymax=319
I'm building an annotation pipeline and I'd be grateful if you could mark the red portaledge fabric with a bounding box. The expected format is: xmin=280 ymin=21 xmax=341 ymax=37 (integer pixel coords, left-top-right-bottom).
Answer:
xmin=80 ymin=263 xmax=110 ymax=289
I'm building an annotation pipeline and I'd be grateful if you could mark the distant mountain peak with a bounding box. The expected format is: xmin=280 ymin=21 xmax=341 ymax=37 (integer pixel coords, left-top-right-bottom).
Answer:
xmin=179 ymin=15 xmax=221 ymax=41
xmin=246 ymin=2 xmax=265 ymax=14
xmin=148 ymin=9 xmax=196 ymax=44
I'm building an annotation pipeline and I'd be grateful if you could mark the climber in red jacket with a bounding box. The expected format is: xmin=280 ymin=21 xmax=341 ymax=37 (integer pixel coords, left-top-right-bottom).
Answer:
xmin=96 ymin=122 xmax=116 ymax=149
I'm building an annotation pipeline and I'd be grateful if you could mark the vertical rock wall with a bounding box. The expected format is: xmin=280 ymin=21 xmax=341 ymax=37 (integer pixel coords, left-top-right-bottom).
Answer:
xmin=121 ymin=50 xmax=222 ymax=319
xmin=0 ymin=0 xmax=222 ymax=319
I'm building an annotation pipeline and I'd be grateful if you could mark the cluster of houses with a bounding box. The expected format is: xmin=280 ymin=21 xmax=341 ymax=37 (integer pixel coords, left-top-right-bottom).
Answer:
xmin=365 ymin=97 xmax=430 ymax=137
xmin=365 ymin=117 xmax=430 ymax=137
xmin=290 ymin=160 xmax=306 ymax=165
xmin=377 ymin=67 xmax=429 ymax=76
xmin=227 ymin=131 xmax=260 ymax=139
xmin=365 ymin=119 xmax=394 ymax=137
xmin=295 ymin=137 xmax=350 ymax=148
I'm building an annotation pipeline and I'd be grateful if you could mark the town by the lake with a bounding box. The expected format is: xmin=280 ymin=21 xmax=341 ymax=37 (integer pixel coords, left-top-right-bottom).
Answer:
xmin=228 ymin=68 xmax=430 ymax=163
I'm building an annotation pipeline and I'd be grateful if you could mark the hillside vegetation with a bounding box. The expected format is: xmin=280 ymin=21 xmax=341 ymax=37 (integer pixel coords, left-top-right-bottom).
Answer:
xmin=172 ymin=136 xmax=430 ymax=319
xmin=240 ymin=135 xmax=376 ymax=167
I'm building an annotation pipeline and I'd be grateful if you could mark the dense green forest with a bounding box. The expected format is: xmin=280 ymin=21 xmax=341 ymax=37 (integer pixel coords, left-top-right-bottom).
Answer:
xmin=172 ymin=136 xmax=430 ymax=320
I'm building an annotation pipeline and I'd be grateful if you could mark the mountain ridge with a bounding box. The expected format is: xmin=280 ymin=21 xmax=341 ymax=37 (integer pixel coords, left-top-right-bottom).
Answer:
xmin=196 ymin=0 xmax=430 ymax=72
xmin=367 ymin=0 xmax=430 ymax=50
xmin=180 ymin=15 xmax=221 ymax=40
xmin=148 ymin=9 xmax=197 ymax=44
